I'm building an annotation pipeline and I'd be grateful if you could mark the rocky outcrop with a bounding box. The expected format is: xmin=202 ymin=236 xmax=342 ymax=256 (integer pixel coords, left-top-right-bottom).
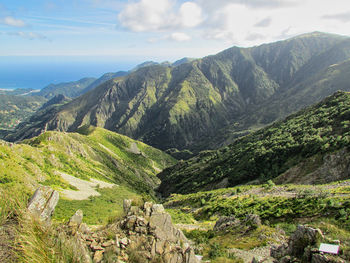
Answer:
xmin=117 ymin=200 xmax=199 ymax=263
xmin=271 ymin=225 xmax=331 ymax=263
xmin=214 ymin=214 xmax=261 ymax=232
xmin=61 ymin=200 xmax=200 ymax=263
xmin=27 ymin=186 xmax=59 ymax=223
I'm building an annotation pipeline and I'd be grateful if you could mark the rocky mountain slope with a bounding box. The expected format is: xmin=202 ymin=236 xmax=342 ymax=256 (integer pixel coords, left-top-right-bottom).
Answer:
xmin=157 ymin=91 xmax=350 ymax=196
xmin=6 ymin=33 xmax=350 ymax=155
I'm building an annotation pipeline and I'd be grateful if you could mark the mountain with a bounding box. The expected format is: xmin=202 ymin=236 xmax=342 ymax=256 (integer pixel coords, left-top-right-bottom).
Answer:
xmin=79 ymin=71 xmax=128 ymax=95
xmin=33 ymin=77 xmax=96 ymax=99
xmin=40 ymin=94 xmax=71 ymax=110
xmin=6 ymin=32 xmax=350 ymax=154
xmin=172 ymin=57 xmax=196 ymax=66
xmin=157 ymin=91 xmax=350 ymax=196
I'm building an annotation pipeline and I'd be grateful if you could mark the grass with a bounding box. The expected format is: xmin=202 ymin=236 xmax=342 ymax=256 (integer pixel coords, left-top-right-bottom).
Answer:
xmin=53 ymin=185 xmax=144 ymax=225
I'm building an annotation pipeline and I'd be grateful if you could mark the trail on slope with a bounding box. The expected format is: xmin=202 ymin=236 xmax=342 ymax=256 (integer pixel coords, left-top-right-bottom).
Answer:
xmin=57 ymin=171 xmax=116 ymax=200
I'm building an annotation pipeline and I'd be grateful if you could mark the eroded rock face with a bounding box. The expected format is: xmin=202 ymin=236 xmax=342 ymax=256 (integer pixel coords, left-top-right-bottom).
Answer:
xmin=27 ymin=186 xmax=59 ymax=223
xmin=271 ymin=225 xmax=324 ymax=263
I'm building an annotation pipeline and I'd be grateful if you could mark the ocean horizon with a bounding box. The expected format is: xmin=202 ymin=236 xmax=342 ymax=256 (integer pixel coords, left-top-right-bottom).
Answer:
xmin=0 ymin=56 xmax=139 ymax=90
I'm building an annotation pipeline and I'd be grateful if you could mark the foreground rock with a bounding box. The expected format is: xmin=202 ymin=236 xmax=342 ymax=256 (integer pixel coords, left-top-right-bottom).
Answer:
xmin=62 ymin=200 xmax=200 ymax=263
xmin=27 ymin=186 xmax=59 ymax=223
xmin=271 ymin=225 xmax=345 ymax=263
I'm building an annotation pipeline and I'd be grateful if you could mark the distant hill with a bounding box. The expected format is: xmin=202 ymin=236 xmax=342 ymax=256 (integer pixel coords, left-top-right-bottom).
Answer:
xmin=6 ymin=32 xmax=350 ymax=155
xmin=33 ymin=77 xmax=96 ymax=99
xmin=157 ymin=91 xmax=350 ymax=196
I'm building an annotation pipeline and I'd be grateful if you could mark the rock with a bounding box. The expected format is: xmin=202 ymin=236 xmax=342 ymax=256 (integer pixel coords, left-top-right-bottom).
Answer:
xmin=68 ymin=209 xmax=83 ymax=227
xmin=97 ymin=200 xmax=199 ymax=263
xmin=271 ymin=225 xmax=324 ymax=261
xmin=27 ymin=186 xmax=59 ymax=223
xmin=120 ymin=237 xmax=129 ymax=246
xmin=79 ymin=223 xmax=91 ymax=234
xmin=93 ymin=250 xmax=104 ymax=263
xmin=270 ymin=244 xmax=288 ymax=259
xmin=144 ymin=202 xmax=153 ymax=217
xmin=91 ymin=244 xmax=104 ymax=251
xmin=288 ymin=225 xmax=323 ymax=258
xmin=213 ymin=216 xmax=241 ymax=231
xmin=244 ymin=214 xmax=262 ymax=229
xmin=312 ymin=254 xmax=346 ymax=263
xmin=102 ymin=240 xmax=114 ymax=247
xmin=123 ymin=199 xmax=132 ymax=213
xmin=252 ymin=256 xmax=263 ymax=263
xmin=152 ymin=204 xmax=165 ymax=214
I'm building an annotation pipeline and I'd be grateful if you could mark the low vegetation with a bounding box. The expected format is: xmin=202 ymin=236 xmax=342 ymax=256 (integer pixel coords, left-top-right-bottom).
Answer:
xmin=165 ymin=181 xmax=350 ymax=262
xmin=158 ymin=91 xmax=350 ymax=195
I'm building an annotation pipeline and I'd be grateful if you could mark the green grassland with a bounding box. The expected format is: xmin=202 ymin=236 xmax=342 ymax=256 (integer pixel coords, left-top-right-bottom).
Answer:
xmin=0 ymin=126 xmax=175 ymax=224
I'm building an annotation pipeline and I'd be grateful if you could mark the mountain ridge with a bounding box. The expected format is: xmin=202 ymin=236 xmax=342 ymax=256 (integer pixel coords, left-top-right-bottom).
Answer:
xmin=5 ymin=32 xmax=350 ymax=155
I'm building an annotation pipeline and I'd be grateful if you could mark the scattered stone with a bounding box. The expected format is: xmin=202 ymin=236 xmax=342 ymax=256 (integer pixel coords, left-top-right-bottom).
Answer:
xmin=101 ymin=240 xmax=114 ymax=247
xmin=93 ymin=250 xmax=104 ymax=263
xmin=252 ymin=256 xmax=263 ymax=263
xmin=27 ymin=186 xmax=59 ymax=223
xmin=213 ymin=216 xmax=241 ymax=231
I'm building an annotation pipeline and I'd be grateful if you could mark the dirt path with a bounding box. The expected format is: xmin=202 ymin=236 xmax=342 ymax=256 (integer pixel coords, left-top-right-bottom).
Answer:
xmin=57 ymin=172 xmax=116 ymax=200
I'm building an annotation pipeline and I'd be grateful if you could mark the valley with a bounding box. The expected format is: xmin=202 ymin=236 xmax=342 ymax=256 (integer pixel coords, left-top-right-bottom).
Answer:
xmin=1 ymin=32 xmax=350 ymax=263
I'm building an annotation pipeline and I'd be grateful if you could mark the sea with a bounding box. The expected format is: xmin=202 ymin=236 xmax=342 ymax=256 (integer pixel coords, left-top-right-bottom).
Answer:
xmin=0 ymin=56 xmax=139 ymax=90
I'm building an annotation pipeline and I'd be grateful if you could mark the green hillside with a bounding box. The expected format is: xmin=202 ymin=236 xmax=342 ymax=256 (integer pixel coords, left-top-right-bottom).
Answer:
xmin=33 ymin=77 xmax=96 ymax=99
xmin=0 ymin=94 xmax=46 ymax=130
xmin=6 ymin=33 xmax=350 ymax=155
xmin=0 ymin=126 xmax=175 ymax=223
xmin=157 ymin=91 xmax=350 ymax=196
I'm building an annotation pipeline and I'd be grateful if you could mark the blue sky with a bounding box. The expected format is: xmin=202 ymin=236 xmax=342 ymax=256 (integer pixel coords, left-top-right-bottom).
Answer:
xmin=1 ymin=0 xmax=350 ymax=62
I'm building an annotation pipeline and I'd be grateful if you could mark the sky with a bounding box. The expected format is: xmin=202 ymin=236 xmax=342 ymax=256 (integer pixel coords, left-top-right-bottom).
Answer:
xmin=1 ymin=0 xmax=350 ymax=62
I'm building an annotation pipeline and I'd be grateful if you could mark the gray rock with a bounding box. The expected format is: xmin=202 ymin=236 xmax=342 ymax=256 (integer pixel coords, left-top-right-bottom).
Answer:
xmin=288 ymin=225 xmax=323 ymax=258
xmin=244 ymin=214 xmax=262 ymax=228
xmin=251 ymin=256 xmax=263 ymax=263
xmin=123 ymin=199 xmax=132 ymax=213
xmin=68 ymin=209 xmax=83 ymax=227
xmin=213 ymin=216 xmax=241 ymax=231
xmin=27 ymin=186 xmax=59 ymax=223
xmin=151 ymin=204 xmax=165 ymax=214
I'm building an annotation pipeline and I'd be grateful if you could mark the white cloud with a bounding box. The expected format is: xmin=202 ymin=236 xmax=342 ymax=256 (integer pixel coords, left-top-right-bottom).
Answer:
xmin=118 ymin=0 xmax=175 ymax=32
xmin=179 ymin=2 xmax=203 ymax=27
xmin=2 ymin=16 xmax=26 ymax=27
xmin=118 ymin=0 xmax=350 ymax=47
xmin=118 ymin=0 xmax=203 ymax=32
xmin=169 ymin=32 xmax=191 ymax=41
xmin=7 ymin=31 xmax=49 ymax=40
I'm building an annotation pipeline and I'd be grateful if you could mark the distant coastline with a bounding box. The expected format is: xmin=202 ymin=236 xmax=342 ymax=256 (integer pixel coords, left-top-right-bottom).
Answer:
xmin=0 ymin=56 xmax=137 ymax=91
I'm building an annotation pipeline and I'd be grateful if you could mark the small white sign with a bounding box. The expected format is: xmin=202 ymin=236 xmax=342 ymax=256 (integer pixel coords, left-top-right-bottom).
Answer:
xmin=319 ymin=243 xmax=339 ymax=254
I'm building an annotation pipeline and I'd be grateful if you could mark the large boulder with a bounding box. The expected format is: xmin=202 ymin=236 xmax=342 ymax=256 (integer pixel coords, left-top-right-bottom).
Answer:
xmin=27 ymin=186 xmax=59 ymax=223
xmin=271 ymin=225 xmax=324 ymax=262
